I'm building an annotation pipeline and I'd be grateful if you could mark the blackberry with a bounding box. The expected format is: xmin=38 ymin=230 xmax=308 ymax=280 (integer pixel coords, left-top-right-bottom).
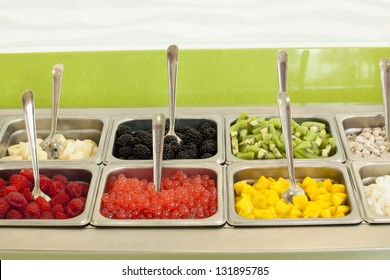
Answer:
xmin=199 ymin=121 xmax=214 ymax=131
xmin=117 ymin=146 xmax=133 ymax=158
xmin=175 ymin=125 xmax=192 ymax=134
xmin=181 ymin=142 xmax=198 ymax=155
xmin=132 ymin=144 xmax=152 ymax=159
xmin=182 ymin=128 xmax=203 ymax=145
xmin=164 ymin=135 xmax=179 ymax=145
xmin=202 ymin=127 xmax=217 ymax=140
xmin=116 ymin=124 xmax=132 ymax=137
xmin=115 ymin=134 xmax=137 ymax=147
xmin=176 ymin=149 xmax=198 ymax=159
xmin=200 ymin=153 xmax=213 ymax=159
xmin=163 ymin=144 xmax=176 ymax=160
xmin=200 ymin=139 xmax=217 ymax=154
xmin=133 ymin=131 xmax=153 ymax=149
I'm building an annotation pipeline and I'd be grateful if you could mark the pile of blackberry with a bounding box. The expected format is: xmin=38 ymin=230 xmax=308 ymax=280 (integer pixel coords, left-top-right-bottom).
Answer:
xmin=114 ymin=120 xmax=218 ymax=160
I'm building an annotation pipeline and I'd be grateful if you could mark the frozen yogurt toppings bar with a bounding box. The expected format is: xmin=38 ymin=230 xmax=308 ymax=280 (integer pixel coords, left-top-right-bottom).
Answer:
xmin=230 ymin=112 xmax=336 ymax=160
xmin=2 ymin=133 xmax=98 ymax=160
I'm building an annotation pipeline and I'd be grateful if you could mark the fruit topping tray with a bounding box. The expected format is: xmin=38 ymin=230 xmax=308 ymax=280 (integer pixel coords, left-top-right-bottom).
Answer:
xmin=90 ymin=163 xmax=225 ymax=226
xmin=104 ymin=115 xmax=224 ymax=165
xmin=0 ymin=163 xmax=101 ymax=226
xmin=350 ymin=161 xmax=390 ymax=224
xmin=0 ymin=115 xmax=111 ymax=164
xmin=225 ymin=113 xmax=344 ymax=164
xmin=227 ymin=162 xmax=362 ymax=226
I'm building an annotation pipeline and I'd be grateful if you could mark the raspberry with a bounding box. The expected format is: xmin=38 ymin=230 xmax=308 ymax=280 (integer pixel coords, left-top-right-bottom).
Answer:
xmin=50 ymin=191 xmax=70 ymax=207
xmin=40 ymin=211 xmax=54 ymax=219
xmin=9 ymin=174 xmax=31 ymax=191
xmin=0 ymin=198 xmax=10 ymax=218
xmin=19 ymin=168 xmax=34 ymax=183
xmin=39 ymin=176 xmax=53 ymax=193
xmin=52 ymin=175 xmax=68 ymax=187
xmin=47 ymin=181 xmax=64 ymax=198
xmin=3 ymin=186 xmax=18 ymax=196
xmin=54 ymin=212 xmax=69 ymax=219
xmin=5 ymin=192 xmax=28 ymax=212
xmin=35 ymin=196 xmax=51 ymax=211
xmin=51 ymin=204 xmax=64 ymax=215
xmin=79 ymin=183 xmax=89 ymax=197
xmin=24 ymin=202 xmax=40 ymax=219
xmin=65 ymin=182 xmax=83 ymax=198
xmin=65 ymin=198 xmax=85 ymax=217
xmin=19 ymin=188 xmax=34 ymax=202
xmin=0 ymin=186 xmax=5 ymax=198
xmin=0 ymin=178 xmax=5 ymax=187
xmin=6 ymin=209 xmax=23 ymax=219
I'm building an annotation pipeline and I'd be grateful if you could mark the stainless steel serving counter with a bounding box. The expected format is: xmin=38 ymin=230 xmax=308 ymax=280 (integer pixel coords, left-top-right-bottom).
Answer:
xmin=1 ymin=105 xmax=390 ymax=260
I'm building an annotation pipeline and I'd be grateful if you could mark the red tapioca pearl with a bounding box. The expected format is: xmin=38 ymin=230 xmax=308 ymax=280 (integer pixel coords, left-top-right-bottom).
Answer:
xmin=210 ymin=206 xmax=217 ymax=215
xmin=208 ymin=180 xmax=216 ymax=188
xmin=200 ymin=196 xmax=210 ymax=206
xmin=115 ymin=208 xmax=127 ymax=219
xmin=101 ymin=208 xmax=109 ymax=216
xmin=171 ymin=210 xmax=181 ymax=219
xmin=102 ymin=193 xmax=110 ymax=203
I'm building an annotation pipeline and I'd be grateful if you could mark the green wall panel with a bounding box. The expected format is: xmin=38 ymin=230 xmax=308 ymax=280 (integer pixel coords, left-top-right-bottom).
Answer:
xmin=0 ymin=47 xmax=389 ymax=109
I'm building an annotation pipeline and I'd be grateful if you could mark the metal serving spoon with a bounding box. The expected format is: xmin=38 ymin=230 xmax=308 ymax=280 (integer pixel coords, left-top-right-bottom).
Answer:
xmin=276 ymin=51 xmax=305 ymax=203
xmin=22 ymin=90 xmax=51 ymax=202
xmin=380 ymin=58 xmax=390 ymax=139
xmin=41 ymin=64 xmax=64 ymax=159
xmin=165 ymin=45 xmax=182 ymax=144
xmin=153 ymin=113 xmax=166 ymax=192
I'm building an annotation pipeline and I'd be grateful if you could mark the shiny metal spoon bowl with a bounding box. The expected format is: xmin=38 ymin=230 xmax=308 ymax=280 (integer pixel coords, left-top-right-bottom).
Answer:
xmin=22 ymin=90 xmax=51 ymax=202
xmin=41 ymin=64 xmax=64 ymax=159
xmin=152 ymin=113 xmax=165 ymax=191
xmin=165 ymin=45 xmax=182 ymax=144
xmin=276 ymin=50 xmax=305 ymax=203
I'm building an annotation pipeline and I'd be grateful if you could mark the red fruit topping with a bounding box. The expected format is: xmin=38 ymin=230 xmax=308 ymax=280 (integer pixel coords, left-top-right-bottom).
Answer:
xmin=51 ymin=204 xmax=64 ymax=215
xmin=6 ymin=209 xmax=23 ymax=219
xmin=9 ymin=174 xmax=32 ymax=191
xmin=54 ymin=212 xmax=69 ymax=219
xmin=3 ymin=186 xmax=18 ymax=196
xmin=35 ymin=196 xmax=51 ymax=212
xmin=19 ymin=188 xmax=34 ymax=202
xmin=47 ymin=181 xmax=64 ymax=198
xmin=5 ymin=192 xmax=28 ymax=212
xmin=65 ymin=198 xmax=85 ymax=218
xmin=24 ymin=202 xmax=40 ymax=219
xmin=79 ymin=182 xmax=89 ymax=196
xmin=100 ymin=170 xmax=218 ymax=220
xmin=19 ymin=168 xmax=34 ymax=183
xmin=50 ymin=191 xmax=70 ymax=207
xmin=0 ymin=178 xmax=5 ymax=187
xmin=65 ymin=182 xmax=83 ymax=198
xmin=0 ymin=186 xmax=5 ymax=198
xmin=40 ymin=211 xmax=54 ymax=219
xmin=52 ymin=175 xmax=68 ymax=187
xmin=39 ymin=176 xmax=53 ymax=193
xmin=0 ymin=198 xmax=10 ymax=218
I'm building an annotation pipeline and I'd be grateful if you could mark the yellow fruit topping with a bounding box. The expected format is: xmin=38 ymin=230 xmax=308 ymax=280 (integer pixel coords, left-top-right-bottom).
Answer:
xmin=234 ymin=176 xmax=350 ymax=219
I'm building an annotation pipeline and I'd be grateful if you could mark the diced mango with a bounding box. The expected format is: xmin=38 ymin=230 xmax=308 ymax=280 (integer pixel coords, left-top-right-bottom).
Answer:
xmin=316 ymin=193 xmax=332 ymax=202
xmin=319 ymin=187 xmax=329 ymax=194
xmin=253 ymin=176 xmax=270 ymax=190
xmin=331 ymin=184 xmax=346 ymax=194
xmin=289 ymin=208 xmax=303 ymax=218
xmin=332 ymin=193 xmax=347 ymax=206
xmin=274 ymin=200 xmax=291 ymax=215
xmin=270 ymin=181 xmax=286 ymax=196
xmin=303 ymin=201 xmax=322 ymax=218
xmin=322 ymin=178 xmax=333 ymax=192
xmin=301 ymin=176 xmax=318 ymax=188
xmin=253 ymin=209 xmax=277 ymax=219
xmin=234 ymin=180 xmax=248 ymax=195
xmin=242 ymin=185 xmax=257 ymax=200
xmin=328 ymin=206 xmax=337 ymax=215
xmin=315 ymin=199 xmax=331 ymax=209
xmin=238 ymin=208 xmax=255 ymax=219
xmin=332 ymin=212 xmax=345 ymax=218
xmin=252 ymin=194 xmax=267 ymax=209
xmin=235 ymin=195 xmax=253 ymax=212
xmin=277 ymin=177 xmax=291 ymax=187
xmin=293 ymin=195 xmax=308 ymax=211
xmin=320 ymin=208 xmax=332 ymax=218
xmin=266 ymin=190 xmax=280 ymax=206
xmin=305 ymin=185 xmax=320 ymax=201
xmin=336 ymin=205 xmax=350 ymax=215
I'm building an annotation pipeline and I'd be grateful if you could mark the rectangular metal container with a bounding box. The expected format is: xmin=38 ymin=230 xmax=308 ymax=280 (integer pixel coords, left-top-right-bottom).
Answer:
xmin=0 ymin=115 xmax=111 ymax=165
xmin=91 ymin=163 xmax=225 ymax=227
xmin=335 ymin=113 xmax=389 ymax=162
xmin=227 ymin=163 xmax=362 ymax=226
xmin=350 ymin=161 xmax=390 ymax=223
xmin=0 ymin=163 xmax=101 ymax=226
xmin=225 ymin=114 xmax=344 ymax=164
xmin=104 ymin=115 xmax=224 ymax=165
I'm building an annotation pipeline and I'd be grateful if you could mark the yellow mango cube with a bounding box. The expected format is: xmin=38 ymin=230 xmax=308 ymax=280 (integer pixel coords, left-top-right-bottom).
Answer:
xmin=266 ymin=190 xmax=280 ymax=206
xmin=333 ymin=212 xmax=345 ymax=218
xmin=252 ymin=194 xmax=267 ymax=209
xmin=277 ymin=177 xmax=291 ymax=187
xmin=253 ymin=176 xmax=270 ymax=190
xmin=293 ymin=195 xmax=309 ymax=211
xmin=289 ymin=208 xmax=303 ymax=218
xmin=320 ymin=208 xmax=332 ymax=218
xmin=301 ymin=177 xmax=318 ymax=189
xmin=238 ymin=208 xmax=255 ymax=219
xmin=329 ymin=205 xmax=337 ymax=215
xmin=242 ymin=185 xmax=257 ymax=200
xmin=253 ymin=209 xmax=277 ymax=219
xmin=234 ymin=181 xmax=248 ymax=195
xmin=319 ymin=187 xmax=329 ymax=194
xmin=270 ymin=181 xmax=286 ymax=196
xmin=303 ymin=201 xmax=322 ymax=218
xmin=274 ymin=200 xmax=291 ymax=215
xmin=316 ymin=193 xmax=332 ymax=202
xmin=322 ymin=179 xmax=333 ymax=192
xmin=336 ymin=205 xmax=350 ymax=215
xmin=235 ymin=195 xmax=253 ymax=212
xmin=331 ymin=184 xmax=346 ymax=194
xmin=306 ymin=185 xmax=320 ymax=201
xmin=332 ymin=193 xmax=347 ymax=206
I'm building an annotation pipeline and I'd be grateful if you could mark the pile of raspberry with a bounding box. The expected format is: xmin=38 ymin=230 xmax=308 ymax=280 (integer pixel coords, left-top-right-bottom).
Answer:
xmin=100 ymin=170 xmax=218 ymax=219
xmin=0 ymin=168 xmax=89 ymax=219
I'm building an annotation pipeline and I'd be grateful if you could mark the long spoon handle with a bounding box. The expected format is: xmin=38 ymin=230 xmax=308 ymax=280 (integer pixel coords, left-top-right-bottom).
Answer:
xmin=277 ymin=50 xmax=288 ymax=93
xmin=167 ymin=45 xmax=179 ymax=133
xmin=153 ymin=113 xmax=166 ymax=191
xmin=380 ymin=58 xmax=390 ymax=138
xmin=50 ymin=64 xmax=64 ymax=137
